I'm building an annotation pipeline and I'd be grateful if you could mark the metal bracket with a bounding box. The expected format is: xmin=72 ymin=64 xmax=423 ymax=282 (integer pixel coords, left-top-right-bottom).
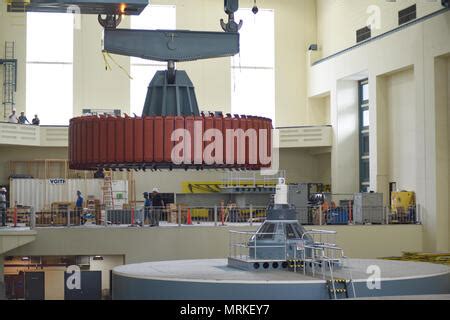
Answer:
xmin=98 ymin=14 xmax=122 ymax=29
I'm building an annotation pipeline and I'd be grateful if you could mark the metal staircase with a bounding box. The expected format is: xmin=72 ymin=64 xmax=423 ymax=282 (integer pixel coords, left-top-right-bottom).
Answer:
xmin=1 ymin=41 xmax=17 ymax=120
xmin=322 ymin=257 xmax=356 ymax=300
xmin=288 ymin=230 xmax=357 ymax=300
xmin=326 ymin=278 xmax=350 ymax=299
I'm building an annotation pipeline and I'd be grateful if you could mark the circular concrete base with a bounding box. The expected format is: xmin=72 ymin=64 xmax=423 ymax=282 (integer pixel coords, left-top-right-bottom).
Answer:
xmin=112 ymin=259 xmax=450 ymax=300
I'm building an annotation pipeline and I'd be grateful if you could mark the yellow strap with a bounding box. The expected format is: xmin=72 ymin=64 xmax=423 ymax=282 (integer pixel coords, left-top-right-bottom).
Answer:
xmin=102 ymin=50 xmax=112 ymax=71
xmin=103 ymin=50 xmax=133 ymax=80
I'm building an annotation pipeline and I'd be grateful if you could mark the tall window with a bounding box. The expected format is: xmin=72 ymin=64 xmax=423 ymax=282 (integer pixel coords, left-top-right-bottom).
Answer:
xmin=231 ymin=9 xmax=275 ymax=122
xmin=130 ymin=5 xmax=176 ymax=116
xmin=26 ymin=13 xmax=73 ymax=125
xmin=359 ymin=79 xmax=370 ymax=192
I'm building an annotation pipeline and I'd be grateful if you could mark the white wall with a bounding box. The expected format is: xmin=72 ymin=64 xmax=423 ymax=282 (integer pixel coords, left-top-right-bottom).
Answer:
xmin=332 ymin=80 xmax=359 ymax=195
xmin=316 ymin=0 xmax=444 ymax=58
xmin=309 ymin=10 xmax=450 ymax=252
xmin=386 ymin=68 xmax=416 ymax=192
xmin=308 ymin=94 xmax=331 ymax=125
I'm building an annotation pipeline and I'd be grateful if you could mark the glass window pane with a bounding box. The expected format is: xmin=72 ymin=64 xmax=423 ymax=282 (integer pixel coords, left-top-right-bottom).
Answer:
xmin=232 ymin=9 xmax=275 ymax=68
xmin=27 ymin=13 xmax=73 ymax=63
xmin=131 ymin=4 xmax=176 ymax=30
xmin=130 ymin=5 xmax=176 ymax=115
xmin=363 ymin=109 xmax=370 ymax=127
xmin=26 ymin=63 xmax=73 ymax=125
xmin=362 ymin=83 xmax=369 ymax=102
xmin=231 ymin=68 xmax=275 ymax=121
xmin=130 ymin=65 xmax=166 ymax=116
xmin=361 ymin=159 xmax=370 ymax=182
xmin=362 ymin=134 xmax=370 ymax=155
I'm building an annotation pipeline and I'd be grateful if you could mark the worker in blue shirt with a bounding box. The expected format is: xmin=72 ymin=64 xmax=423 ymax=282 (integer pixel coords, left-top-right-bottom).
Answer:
xmin=76 ymin=190 xmax=84 ymax=225
xmin=18 ymin=112 xmax=31 ymax=124
xmin=143 ymin=192 xmax=152 ymax=226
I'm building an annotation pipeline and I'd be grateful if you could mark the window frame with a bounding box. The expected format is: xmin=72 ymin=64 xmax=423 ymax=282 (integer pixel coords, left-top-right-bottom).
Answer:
xmin=26 ymin=12 xmax=74 ymax=126
xmin=129 ymin=4 xmax=176 ymax=116
xmin=231 ymin=8 xmax=275 ymax=121
xmin=358 ymin=79 xmax=370 ymax=192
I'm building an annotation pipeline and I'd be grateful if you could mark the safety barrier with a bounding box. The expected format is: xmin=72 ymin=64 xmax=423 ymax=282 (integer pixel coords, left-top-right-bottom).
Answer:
xmin=0 ymin=204 xmax=422 ymax=229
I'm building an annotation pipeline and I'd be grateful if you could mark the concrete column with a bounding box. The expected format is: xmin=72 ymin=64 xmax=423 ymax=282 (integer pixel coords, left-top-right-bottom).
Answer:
xmin=331 ymin=80 xmax=359 ymax=199
xmin=373 ymin=75 xmax=389 ymax=205
xmin=431 ymin=57 xmax=450 ymax=252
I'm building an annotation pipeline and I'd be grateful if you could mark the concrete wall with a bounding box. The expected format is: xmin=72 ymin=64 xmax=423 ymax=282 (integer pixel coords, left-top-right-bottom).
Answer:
xmin=435 ymin=56 xmax=450 ymax=252
xmin=6 ymin=225 xmax=423 ymax=262
xmin=331 ymin=80 xmax=359 ymax=196
xmin=385 ymin=67 xmax=416 ymax=192
xmin=0 ymin=0 xmax=319 ymax=127
xmin=308 ymin=11 xmax=450 ymax=252
xmin=316 ymin=0 xmax=444 ymax=58
xmin=308 ymin=94 xmax=331 ymax=126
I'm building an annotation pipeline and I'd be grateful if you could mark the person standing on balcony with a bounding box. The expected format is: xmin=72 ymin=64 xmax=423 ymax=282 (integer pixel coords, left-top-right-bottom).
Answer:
xmin=32 ymin=115 xmax=40 ymax=126
xmin=151 ymin=188 xmax=164 ymax=227
xmin=0 ymin=187 xmax=7 ymax=227
xmin=18 ymin=112 xmax=30 ymax=124
xmin=8 ymin=109 xmax=17 ymax=124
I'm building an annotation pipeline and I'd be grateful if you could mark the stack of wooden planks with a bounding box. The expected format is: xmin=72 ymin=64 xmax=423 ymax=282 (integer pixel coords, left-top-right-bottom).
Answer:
xmin=382 ymin=252 xmax=450 ymax=266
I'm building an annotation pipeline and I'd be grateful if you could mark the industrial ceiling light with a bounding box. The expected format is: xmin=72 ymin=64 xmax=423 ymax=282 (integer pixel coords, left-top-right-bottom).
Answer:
xmin=21 ymin=256 xmax=30 ymax=261
xmin=93 ymin=256 xmax=104 ymax=261
xmin=252 ymin=0 xmax=259 ymax=15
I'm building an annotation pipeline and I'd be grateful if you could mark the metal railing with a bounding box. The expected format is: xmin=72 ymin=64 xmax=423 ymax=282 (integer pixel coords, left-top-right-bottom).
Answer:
xmin=229 ymin=230 xmax=286 ymax=261
xmin=0 ymin=204 xmax=422 ymax=229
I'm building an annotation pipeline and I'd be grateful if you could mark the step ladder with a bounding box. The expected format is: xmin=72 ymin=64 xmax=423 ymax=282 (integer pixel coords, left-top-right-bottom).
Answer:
xmin=326 ymin=277 xmax=350 ymax=300
xmin=2 ymin=41 xmax=16 ymax=120
xmin=324 ymin=257 xmax=356 ymax=300
xmin=102 ymin=170 xmax=114 ymax=210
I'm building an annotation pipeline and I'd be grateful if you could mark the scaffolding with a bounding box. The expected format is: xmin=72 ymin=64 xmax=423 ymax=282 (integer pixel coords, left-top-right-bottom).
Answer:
xmin=221 ymin=170 xmax=286 ymax=193
xmin=1 ymin=41 xmax=17 ymax=120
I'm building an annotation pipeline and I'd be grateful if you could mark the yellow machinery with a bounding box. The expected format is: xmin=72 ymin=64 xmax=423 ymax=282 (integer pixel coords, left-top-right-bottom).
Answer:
xmin=180 ymin=181 xmax=278 ymax=194
xmin=391 ymin=191 xmax=415 ymax=214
